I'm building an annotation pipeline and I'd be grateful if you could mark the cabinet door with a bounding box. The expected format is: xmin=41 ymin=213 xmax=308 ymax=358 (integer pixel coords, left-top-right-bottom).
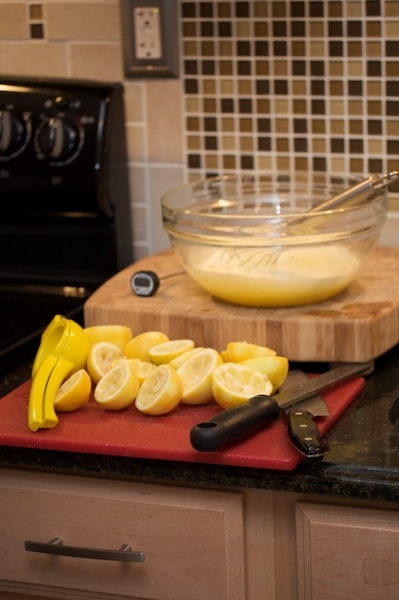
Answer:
xmin=296 ymin=502 xmax=399 ymax=600
xmin=0 ymin=470 xmax=245 ymax=600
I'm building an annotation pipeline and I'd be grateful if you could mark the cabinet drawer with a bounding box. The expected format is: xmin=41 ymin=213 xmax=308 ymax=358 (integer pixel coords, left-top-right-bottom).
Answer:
xmin=296 ymin=502 xmax=399 ymax=600
xmin=0 ymin=469 xmax=245 ymax=600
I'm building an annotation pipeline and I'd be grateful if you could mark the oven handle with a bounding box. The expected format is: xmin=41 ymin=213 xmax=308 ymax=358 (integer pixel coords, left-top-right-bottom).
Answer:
xmin=24 ymin=537 xmax=145 ymax=562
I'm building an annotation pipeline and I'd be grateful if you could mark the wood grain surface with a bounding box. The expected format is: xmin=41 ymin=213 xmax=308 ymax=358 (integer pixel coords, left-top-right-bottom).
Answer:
xmin=84 ymin=247 xmax=399 ymax=363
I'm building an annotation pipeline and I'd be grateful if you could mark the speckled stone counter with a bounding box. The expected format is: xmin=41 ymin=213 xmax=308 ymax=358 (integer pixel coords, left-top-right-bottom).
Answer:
xmin=1 ymin=347 xmax=399 ymax=503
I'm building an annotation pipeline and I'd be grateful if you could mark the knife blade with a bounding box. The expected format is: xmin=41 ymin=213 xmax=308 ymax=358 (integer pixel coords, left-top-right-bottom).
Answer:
xmin=281 ymin=370 xmax=329 ymax=462
xmin=190 ymin=361 xmax=372 ymax=452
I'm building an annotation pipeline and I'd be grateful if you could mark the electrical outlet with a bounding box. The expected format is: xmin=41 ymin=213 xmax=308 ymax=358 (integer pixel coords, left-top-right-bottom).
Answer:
xmin=134 ymin=6 xmax=162 ymax=60
xmin=120 ymin=0 xmax=179 ymax=78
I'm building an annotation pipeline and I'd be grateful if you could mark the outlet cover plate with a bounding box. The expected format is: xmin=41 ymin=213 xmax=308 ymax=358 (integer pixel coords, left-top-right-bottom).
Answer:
xmin=120 ymin=0 xmax=179 ymax=78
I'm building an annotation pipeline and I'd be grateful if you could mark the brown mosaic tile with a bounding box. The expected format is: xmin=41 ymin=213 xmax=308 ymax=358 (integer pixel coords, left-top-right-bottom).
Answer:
xmin=203 ymin=79 xmax=216 ymax=94
xmin=350 ymin=120 xmax=363 ymax=135
xmin=30 ymin=4 xmax=43 ymax=20
xmin=181 ymin=0 xmax=399 ymax=180
xmin=254 ymin=2 xmax=268 ymax=18
xmin=223 ymin=155 xmax=236 ymax=169
xmin=217 ymin=3 xmax=231 ymax=18
xmin=222 ymin=136 xmax=236 ymax=150
xmin=205 ymin=154 xmax=218 ymax=169
xmin=387 ymin=120 xmax=399 ymax=136
xmin=30 ymin=23 xmax=44 ymax=39
xmin=221 ymin=117 xmax=235 ymax=132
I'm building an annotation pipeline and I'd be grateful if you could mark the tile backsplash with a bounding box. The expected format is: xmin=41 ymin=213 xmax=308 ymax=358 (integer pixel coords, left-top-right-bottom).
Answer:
xmin=0 ymin=0 xmax=398 ymax=256
xmin=181 ymin=1 xmax=399 ymax=180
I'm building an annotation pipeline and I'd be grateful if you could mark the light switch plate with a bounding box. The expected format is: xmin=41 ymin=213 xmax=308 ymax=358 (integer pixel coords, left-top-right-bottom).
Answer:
xmin=120 ymin=0 xmax=179 ymax=78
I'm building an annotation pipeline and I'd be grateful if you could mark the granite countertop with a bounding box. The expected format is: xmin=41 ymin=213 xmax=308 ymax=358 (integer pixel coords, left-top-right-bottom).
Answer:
xmin=1 ymin=347 xmax=399 ymax=503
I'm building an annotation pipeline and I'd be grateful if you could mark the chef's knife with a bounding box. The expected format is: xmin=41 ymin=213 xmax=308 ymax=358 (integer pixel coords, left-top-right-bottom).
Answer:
xmin=281 ymin=370 xmax=329 ymax=462
xmin=190 ymin=361 xmax=372 ymax=452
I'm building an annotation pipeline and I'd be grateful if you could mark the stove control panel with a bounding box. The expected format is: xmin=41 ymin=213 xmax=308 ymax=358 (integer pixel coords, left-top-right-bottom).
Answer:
xmin=0 ymin=77 xmax=128 ymax=218
xmin=35 ymin=116 xmax=83 ymax=163
xmin=0 ymin=110 xmax=30 ymax=158
xmin=0 ymin=86 xmax=97 ymax=166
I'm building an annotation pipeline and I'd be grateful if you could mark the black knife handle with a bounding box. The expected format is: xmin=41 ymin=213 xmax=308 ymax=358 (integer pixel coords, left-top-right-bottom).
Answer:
xmin=288 ymin=410 xmax=325 ymax=461
xmin=190 ymin=395 xmax=280 ymax=452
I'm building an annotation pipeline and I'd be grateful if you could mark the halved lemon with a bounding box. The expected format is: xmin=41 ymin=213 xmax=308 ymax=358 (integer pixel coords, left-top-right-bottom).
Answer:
xmin=169 ymin=346 xmax=204 ymax=369
xmin=177 ymin=348 xmax=223 ymax=405
xmin=124 ymin=331 xmax=170 ymax=361
xmin=135 ymin=364 xmax=183 ymax=415
xmin=241 ymin=356 xmax=289 ymax=392
xmin=54 ymin=369 xmax=92 ymax=412
xmin=86 ymin=341 xmax=125 ymax=384
xmin=224 ymin=341 xmax=277 ymax=362
xmin=94 ymin=362 xmax=139 ymax=410
xmin=212 ymin=362 xmax=273 ymax=409
xmin=148 ymin=339 xmax=195 ymax=365
xmin=220 ymin=349 xmax=230 ymax=362
xmin=112 ymin=358 xmax=158 ymax=384
xmin=84 ymin=325 xmax=132 ymax=350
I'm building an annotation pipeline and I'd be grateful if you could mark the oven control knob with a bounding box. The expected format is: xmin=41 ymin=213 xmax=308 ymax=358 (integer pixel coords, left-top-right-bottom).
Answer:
xmin=36 ymin=117 xmax=81 ymax=163
xmin=0 ymin=110 xmax=28 ymax=156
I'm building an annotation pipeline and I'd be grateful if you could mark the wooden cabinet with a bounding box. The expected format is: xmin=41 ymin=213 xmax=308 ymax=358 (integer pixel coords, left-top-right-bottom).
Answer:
xmin=2 ymin=468 xmax=399 ymax=600
xmin=296 ymin=502 xmax=399 ymax=600
xmin=0 ymin=470 xmax=245 ymax=600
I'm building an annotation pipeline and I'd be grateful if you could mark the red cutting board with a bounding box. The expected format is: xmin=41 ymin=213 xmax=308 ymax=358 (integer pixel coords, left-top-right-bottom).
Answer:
xmin=0 ymin=377 xmax=365 ymax=471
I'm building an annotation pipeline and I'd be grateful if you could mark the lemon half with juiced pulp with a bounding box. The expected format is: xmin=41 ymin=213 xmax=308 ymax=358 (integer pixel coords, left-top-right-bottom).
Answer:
xmin=54 ymin=369 xmax=92 ymax=412
xmin=124 ymin=331 xmax=170 ymax=361
xmin=84 ymin=325 xmax=132 ymax=349
xmin=241 ymin=356 xmax=289 ymax=392
xmin=94 ymin=362 xmax=139 ymax=410
xmin=135 ymin=364 xmax=183 ymax=415
xmin=148 ymin=339 xmax=195 ymax=365
xmin=87 ymin=341 xmax=125 ymax=384
xmin=224 ymin=341 xmax=277 ymax=362
xmin=212 ymin=362 xmax=273 ymax=409
xmin=177 ymin=347 xmax=223 ymax=405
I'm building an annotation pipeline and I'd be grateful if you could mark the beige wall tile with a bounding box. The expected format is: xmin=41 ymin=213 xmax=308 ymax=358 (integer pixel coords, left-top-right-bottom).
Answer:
xmin=131 ymin=206 xmax=148 ymax=243
xmin=147 ymin=80 xmax=184 ymax=164
xmin=124 ymin=81 xmax=145 ymax=122
xmin=126 ymin=123 xmax=146 ymax=161
xmin=47 ymin=2 xmax=120 ymax=41
xmin=0 ymin=41 xmax=68 ymax=76
xmin=0 ymin=4 xmax=27 ymax=39
xmin=379 ymin=213 xmax=399 ymax=247
xmin=148 ymin=165 xmax=185 ymax=253
xmin=128 ymin=165 xmax=150 ymax=259
xmin=69 ymin=42 xmax=123 ymax=80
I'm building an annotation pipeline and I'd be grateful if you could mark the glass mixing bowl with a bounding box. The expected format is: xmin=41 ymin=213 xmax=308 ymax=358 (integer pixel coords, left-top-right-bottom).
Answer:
xmin=161 ymin=173 xmax=388 ymax=307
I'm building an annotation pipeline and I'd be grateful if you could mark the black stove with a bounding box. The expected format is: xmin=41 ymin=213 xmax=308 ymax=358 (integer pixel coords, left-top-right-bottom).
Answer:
xmin=0 ymin=76 xmax=133 ymax=373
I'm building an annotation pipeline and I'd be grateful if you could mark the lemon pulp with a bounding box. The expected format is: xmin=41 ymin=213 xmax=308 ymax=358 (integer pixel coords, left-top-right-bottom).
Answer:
xmin=177 ymin=347 xmax=223 ymax=405
xmin=94 ymin=362 xmax=139 ymax=410
xmin=54 ymin=369 xmax=92 ymax=412
xmin=212 ymin=362 xmax=274 ymax=409
xmin=149 ymin=339 xmax=195 ymax=365
xmin=86 ymin=342 xmax=125 ymax=384
xmin=135 ymin=364 xmax=183 ymax=415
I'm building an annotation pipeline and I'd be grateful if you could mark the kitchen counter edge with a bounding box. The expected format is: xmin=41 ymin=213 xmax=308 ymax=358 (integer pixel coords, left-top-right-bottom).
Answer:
xmin=1 ymin=348 xmax=399 ymax=503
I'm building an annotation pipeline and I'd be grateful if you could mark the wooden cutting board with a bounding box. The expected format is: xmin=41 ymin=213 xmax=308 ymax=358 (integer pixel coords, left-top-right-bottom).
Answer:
xmin=0 ymin=377 xmax=365 ymax=471
xmin=84 ymin=247 xmax=399 ymax=363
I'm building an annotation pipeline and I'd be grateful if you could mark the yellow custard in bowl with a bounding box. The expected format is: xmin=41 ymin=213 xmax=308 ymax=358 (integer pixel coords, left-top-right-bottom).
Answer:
xmin=161 ymin=173 xmax=387 ymax=307
xmin=183 ymin=245 xmax=360 ymax=307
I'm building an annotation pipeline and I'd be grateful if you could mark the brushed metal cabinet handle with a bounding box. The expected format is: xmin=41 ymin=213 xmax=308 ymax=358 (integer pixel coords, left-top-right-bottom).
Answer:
xmin=25 ymin=537 xmax=145 ymax=562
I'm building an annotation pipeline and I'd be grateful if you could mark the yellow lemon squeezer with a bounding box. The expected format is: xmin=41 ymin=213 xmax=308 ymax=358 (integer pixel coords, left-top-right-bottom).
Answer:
xmin=28 ymin=315 xmax=89 ymax=432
